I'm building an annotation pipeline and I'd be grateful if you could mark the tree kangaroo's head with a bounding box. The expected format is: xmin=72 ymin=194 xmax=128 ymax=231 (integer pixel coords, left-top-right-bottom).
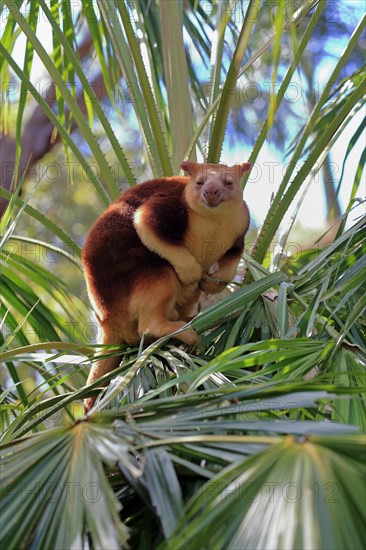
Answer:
xmin=181 ymin=160 xmax=252 ymax=212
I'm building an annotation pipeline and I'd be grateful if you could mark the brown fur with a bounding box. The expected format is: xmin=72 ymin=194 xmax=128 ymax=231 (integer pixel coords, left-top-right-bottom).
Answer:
xmin=83 ymin=161 xmax=251 ymax=411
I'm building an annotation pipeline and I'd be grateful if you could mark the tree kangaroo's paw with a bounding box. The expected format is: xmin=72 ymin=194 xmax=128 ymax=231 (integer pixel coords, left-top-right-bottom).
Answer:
xmin=175 ymin=260 xmax=202 ymax=286
xmin=199 ymin=273 xmax=229 ymax=295
xmin=175 ymin=326 xmax=199 ymax=346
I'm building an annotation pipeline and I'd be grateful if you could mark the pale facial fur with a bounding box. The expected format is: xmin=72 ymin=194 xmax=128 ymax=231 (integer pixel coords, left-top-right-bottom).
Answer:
xmin=181 ymin=161 xmax=251 ymax=213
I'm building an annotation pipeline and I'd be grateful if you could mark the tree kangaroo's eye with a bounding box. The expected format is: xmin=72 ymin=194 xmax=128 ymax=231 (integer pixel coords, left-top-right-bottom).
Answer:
xmin=224 ymin=179 xmax=233 ymax=186
xmin=196 ymin=178 xmax=204 ymax=186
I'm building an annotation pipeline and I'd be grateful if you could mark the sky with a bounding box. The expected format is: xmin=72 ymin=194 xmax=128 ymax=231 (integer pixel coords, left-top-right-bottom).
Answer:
xmin=224 ymin=102 xmax=365 ymax=233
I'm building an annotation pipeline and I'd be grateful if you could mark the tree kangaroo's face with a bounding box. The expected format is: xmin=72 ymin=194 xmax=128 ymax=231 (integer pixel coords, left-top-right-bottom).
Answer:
xmin=181 ymin=160 xmax=252 ymax=211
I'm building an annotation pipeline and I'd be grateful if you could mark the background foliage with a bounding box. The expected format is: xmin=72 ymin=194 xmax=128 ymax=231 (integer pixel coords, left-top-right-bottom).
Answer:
xmin=0 ymin=1 xmax=365 ymax=548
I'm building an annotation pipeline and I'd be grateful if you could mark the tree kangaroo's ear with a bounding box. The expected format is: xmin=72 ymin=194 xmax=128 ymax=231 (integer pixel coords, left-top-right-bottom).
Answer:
xmin=180 ymin=160 xmax=200 ymax=176
xmin=236 ymin=162 xmax=253 ymax=177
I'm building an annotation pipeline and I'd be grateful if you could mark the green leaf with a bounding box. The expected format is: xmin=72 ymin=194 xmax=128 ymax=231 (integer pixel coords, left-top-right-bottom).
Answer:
xmin=207 ymin=0 xmax=259 ymax=163
xmin=167 ymin=435 xmax=366 ymax=550
xmin=193 ymin=272 xmax=286 ymax=332
xmin=159 ymin=0 xmax=196 ymax=171
xmin=0 ymin=423 xmax=130 ymax=549
xmin=144 ymin=449 xmax=185 ymax=537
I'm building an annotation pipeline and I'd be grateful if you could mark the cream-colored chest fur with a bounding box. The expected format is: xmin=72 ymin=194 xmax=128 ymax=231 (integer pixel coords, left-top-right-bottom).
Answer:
xmin=185 ymin=202 xmax=248 ymax=270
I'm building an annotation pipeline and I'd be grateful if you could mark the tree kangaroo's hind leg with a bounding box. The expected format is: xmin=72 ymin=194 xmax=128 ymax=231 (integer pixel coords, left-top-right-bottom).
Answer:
xmin=132 ymin=267 xmax=199 ymax=346
xmin=84 ymin=268 xmax=199 ymax=413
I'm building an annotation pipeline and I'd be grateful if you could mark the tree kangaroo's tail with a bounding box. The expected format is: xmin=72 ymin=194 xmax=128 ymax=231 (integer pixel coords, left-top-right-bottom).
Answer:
xmin=84 ymin=346 xmax=123 ymax=413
